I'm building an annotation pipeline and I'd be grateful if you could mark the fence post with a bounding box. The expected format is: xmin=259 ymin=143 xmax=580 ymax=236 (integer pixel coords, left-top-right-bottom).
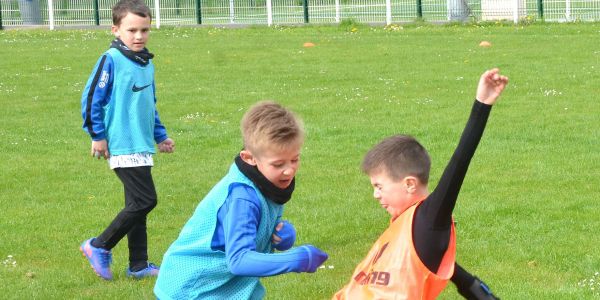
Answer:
xmin=537 ymin=0 xmax=543 ymax=19
xmin=416 ymin=0 xmax=422 ymax=19
xmin=512 ymin=0 xmax=518 ymax=23
xmin=303 ymin=0 xmax=309 ymax=23
xmin=385 ymin=0 xmax=391 ymax=24
xmin=267 ymin=0 xmax=273 ymax=25
xmin=195 ymin=0 xmax=202 ymax=24
xmin=48 ymin=0 xmax=55 ymax=29
xmin=229 ymin=0 xmax=234 ymax=23
xmin=335 ymin=0 xmax=340 ymax=23
xmin=93 ymin=0 xmax=99 ymax=26
xmin=154 ymin=0 xmax=160 ymax=28
xmin=0 ymin=0 xmax=3 ymax=30
xmin=565 ymin=0 xmax=571 ymax=21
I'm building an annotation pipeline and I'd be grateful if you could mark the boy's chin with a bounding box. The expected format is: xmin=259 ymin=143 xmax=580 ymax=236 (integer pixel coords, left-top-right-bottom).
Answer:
xmin=387 ymin=208 xmax=402 ymax=219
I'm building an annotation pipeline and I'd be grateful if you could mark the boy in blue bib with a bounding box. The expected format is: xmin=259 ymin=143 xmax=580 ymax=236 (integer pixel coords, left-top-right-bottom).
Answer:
xmin=155 ymin=101 xmax=328 ymax=299
xmin=79 ymin=0 xmax=174 ymax=281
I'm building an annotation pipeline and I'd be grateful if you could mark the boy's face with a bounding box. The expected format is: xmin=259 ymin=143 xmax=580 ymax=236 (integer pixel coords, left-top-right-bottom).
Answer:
xmin=112 ymin=12 xmax=151 ymax=52
xmin=369 ymin=170 xmax=415 ymax=219
xmin=241 ymin=146 xmax=301 ymax=189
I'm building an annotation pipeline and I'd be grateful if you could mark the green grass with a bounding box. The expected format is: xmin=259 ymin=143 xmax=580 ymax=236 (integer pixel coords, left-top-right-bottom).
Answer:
xmin=0 ymin=22 xmax=599 ymax=299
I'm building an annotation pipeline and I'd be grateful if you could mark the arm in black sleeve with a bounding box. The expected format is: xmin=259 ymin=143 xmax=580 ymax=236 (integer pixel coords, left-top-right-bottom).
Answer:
xmin=452 ymin=263 xmax=499 ymax=300
xmin=413 ymin=100 xmax=493 ymax=272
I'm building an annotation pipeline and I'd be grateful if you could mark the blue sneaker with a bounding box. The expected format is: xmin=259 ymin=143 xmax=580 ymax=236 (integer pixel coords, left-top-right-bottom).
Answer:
xmin=126 ymin=263 xmax=159 ymax=279
xmin=80 ymin=238 xmax=113 ymax=280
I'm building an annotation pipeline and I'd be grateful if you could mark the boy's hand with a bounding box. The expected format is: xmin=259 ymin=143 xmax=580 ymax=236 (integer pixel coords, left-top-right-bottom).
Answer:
xmin=91 ymin=140 xmax=109 ymax=160
xmin=158 ymin=138 xmax=175 ymax=153
xmin=476 ymin=68 xmax=509 ymax=105
xmin=272 ymin=220 xmax=296 ymax=251
xmin=299 ymin=245 xmax=328 ymax=273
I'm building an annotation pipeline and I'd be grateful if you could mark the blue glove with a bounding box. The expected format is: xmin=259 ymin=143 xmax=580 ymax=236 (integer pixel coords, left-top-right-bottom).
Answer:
xmin=298 ymin=245 xmax=328 ymax=273
xmin=273 ymin=220 xmax=296 ymax=251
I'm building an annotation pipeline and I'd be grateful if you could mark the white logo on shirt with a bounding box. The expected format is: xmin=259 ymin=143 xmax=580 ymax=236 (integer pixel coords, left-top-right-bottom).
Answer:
xmin=98 ymin=70 xmax=109 ymax=89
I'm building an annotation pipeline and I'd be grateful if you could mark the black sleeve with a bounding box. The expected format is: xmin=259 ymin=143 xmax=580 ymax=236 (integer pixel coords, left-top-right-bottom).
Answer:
xmin=452 ymin=263 xmax=500 ymax=300
xmin=451 ymin=263 xmax=477 ymax=292
xmin=413 ymin=100 xmax=492 ymax=273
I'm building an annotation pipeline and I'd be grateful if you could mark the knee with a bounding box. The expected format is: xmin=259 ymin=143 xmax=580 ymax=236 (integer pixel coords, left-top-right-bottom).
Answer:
xmin=141 ymin=197 xmax=157 ymax=213
xmin=130 ymin=196 xmax=157 ymax=215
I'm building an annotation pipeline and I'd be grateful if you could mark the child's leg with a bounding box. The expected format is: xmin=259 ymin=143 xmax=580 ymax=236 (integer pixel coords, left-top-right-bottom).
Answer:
xmin=127 ymin=216 xmax=149 ymax=271
xmin=93 ymin=167 xmax=157 ymax=254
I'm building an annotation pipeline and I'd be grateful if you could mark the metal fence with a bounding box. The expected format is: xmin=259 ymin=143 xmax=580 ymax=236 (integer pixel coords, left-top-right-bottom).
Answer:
xmin=1 ymin=0 xmax=599 ymax=29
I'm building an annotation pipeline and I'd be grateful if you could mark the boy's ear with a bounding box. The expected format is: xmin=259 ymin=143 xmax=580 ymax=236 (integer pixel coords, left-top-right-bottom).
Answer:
xmin=404 ymin=176 xmax=419 ymax=194
xmin=240 ymin=150 xmax=257 ymax=166
xmin=111 ymin=25 xmax=119 ymax=37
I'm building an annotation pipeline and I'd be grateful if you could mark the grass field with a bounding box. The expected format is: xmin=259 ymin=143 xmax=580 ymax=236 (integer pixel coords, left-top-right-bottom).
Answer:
xmin=1 ymin=21 xmax=599 ymax=299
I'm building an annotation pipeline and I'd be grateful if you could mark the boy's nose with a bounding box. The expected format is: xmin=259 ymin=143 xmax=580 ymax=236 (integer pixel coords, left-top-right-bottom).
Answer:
xmin=373 ymin=189 xmax=380 ymax=199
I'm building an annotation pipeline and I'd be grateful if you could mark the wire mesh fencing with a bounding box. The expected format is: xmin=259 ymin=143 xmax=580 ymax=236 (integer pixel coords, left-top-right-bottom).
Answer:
xmin=2 ymin=0 xmax=600 ymax=29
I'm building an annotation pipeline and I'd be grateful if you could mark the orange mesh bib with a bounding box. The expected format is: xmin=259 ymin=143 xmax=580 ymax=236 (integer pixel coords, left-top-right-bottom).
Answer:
xmin=334 ymin=202 xmax=456 ymax=300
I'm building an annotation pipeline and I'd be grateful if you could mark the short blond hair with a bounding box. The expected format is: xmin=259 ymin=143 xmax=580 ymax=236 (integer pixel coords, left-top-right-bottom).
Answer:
xmin=241 ymin=101 xmax=304 ymax=155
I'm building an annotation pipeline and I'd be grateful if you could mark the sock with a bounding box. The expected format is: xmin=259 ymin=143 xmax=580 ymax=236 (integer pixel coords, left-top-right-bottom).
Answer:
xmin=91 ymin=238 xmax=107 ymax=249
xmin=130 ymin=261 xmax=148 ymax=272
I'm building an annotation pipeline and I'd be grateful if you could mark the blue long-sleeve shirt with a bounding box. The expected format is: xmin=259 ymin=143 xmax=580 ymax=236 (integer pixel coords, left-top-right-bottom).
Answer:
xmin=212 ymin=183 xmax=306 ymax=276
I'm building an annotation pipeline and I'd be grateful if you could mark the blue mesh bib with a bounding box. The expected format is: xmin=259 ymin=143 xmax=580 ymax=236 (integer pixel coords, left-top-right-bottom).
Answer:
xmin=155 ymin=163 xmax=282 ymax=300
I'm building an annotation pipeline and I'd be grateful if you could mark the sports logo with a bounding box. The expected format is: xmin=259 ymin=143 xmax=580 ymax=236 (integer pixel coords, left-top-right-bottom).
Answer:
xmin=354 ymin=270 xmax=391 ymax=286
xmin=98 ymin=70 xmax=109 ymax=89
xmin=132 ymin=83 xmax=151 ymax=92
xmin=353 ymin=243 xmax=391 ymax=286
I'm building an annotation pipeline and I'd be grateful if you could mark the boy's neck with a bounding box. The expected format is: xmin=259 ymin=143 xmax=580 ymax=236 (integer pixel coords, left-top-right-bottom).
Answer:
xmin=412 ymin=187 xmax=430 ymax=203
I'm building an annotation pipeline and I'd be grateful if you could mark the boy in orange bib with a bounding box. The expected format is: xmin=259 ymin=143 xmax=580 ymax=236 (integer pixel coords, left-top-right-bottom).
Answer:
xmin=334 ymin=69 xmax=508 ymax=299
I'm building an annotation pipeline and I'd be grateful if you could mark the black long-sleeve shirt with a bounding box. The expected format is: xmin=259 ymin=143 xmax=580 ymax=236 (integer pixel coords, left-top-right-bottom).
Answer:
xmin=413 ymin=100 xmax=492 ymax=273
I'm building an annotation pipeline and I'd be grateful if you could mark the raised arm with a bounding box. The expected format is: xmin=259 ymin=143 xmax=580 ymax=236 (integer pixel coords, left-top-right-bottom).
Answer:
xmin=429 ymin=68 xmax=508 ymax=220
xmin=413 ymin=69 xmax=508 ymax=272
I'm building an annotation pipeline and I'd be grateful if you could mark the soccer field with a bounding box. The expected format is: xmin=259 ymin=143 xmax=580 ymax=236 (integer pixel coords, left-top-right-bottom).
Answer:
xmin=0 ymin=22 xmax=599 ymax=299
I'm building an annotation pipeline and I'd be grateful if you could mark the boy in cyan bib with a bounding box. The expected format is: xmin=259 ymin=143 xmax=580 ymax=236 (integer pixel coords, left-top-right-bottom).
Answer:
xmin=155 ymin=101 xmax=328 ymax=299
xmin=79 ymin=0 xmax=174 ymax=281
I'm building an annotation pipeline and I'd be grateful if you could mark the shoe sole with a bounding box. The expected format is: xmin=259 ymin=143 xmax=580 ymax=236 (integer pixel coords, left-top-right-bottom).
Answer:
xmin=126 ymin=272 xmax=159 ymax=279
